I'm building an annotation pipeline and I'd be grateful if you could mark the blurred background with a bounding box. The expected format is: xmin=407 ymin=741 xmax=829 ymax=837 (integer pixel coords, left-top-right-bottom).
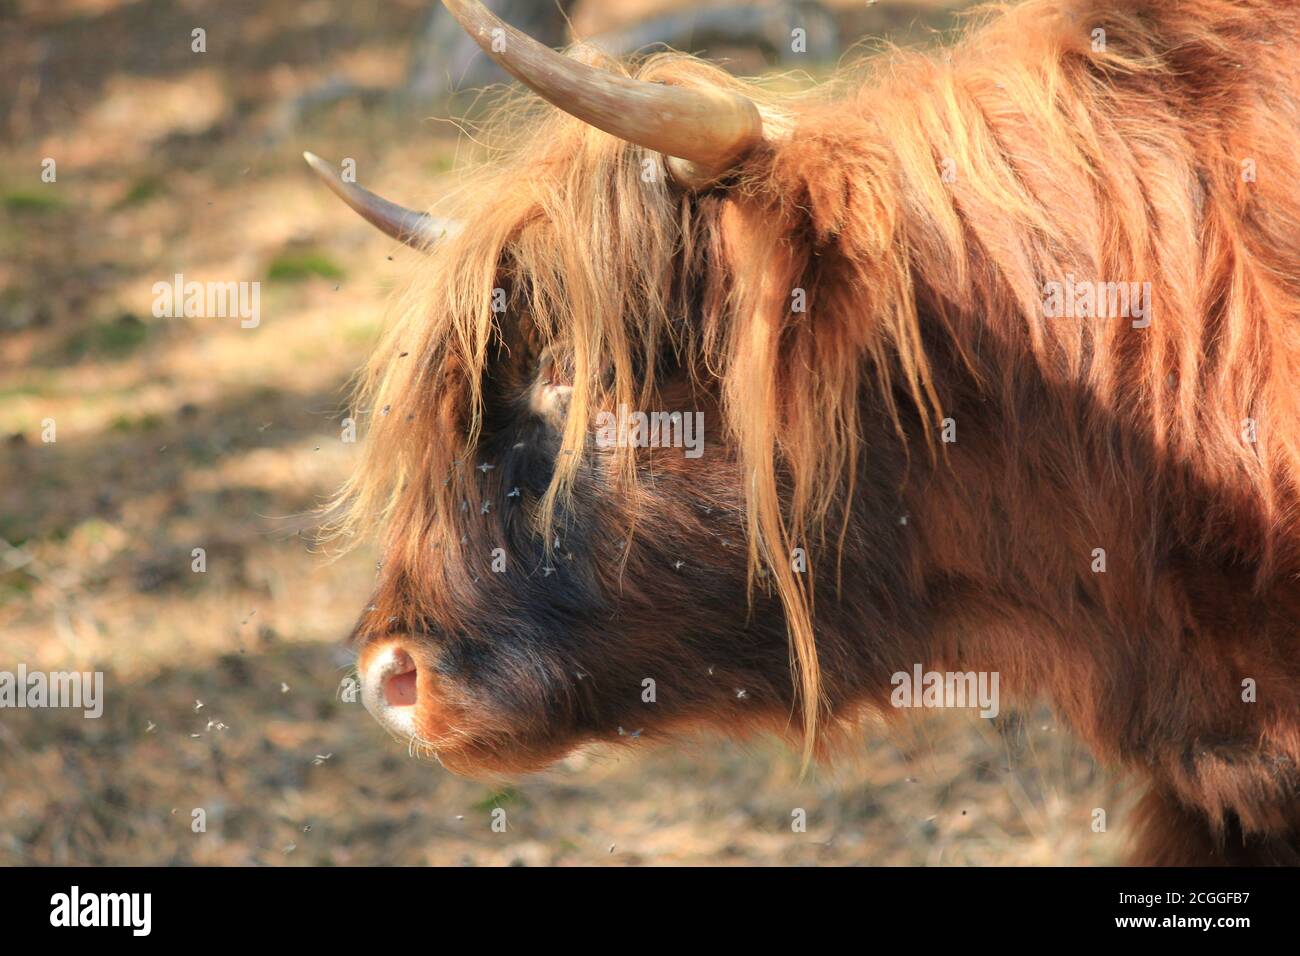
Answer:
xmin=0 ymin=0 xmax=1128 ymax=865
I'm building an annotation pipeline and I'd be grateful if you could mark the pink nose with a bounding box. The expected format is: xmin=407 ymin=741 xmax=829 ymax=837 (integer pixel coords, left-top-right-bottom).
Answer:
xmin=360 ymin=644 xmax=421 ymax=738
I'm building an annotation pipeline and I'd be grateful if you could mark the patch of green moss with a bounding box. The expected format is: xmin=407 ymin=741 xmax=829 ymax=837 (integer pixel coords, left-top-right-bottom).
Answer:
xmin=267 ymin=251 xmax=345 ymax=283
xmin=2 ymin=190 xmax=66 ymax=214
xmin=61 ymin=313 xmax=150 ymax=361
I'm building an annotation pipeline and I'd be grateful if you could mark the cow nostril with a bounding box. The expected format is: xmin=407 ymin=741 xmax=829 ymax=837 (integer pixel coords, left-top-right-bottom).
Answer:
xmin=383 ymin=650 xmax=418 ymax=708
xmin=385 ymin=669 xmax=417 ymax=707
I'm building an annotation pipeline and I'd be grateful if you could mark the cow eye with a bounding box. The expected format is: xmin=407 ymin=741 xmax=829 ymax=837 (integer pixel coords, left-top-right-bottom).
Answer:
xmin=527 ymin=345 xmax=573 ymax=427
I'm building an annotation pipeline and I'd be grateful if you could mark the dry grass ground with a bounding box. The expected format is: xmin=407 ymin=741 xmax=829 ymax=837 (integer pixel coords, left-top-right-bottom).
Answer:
xmin=1 ymin=0 xmax=1129 ymax=865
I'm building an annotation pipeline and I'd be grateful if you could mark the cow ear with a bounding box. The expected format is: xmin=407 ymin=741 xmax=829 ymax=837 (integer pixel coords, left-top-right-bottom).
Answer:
xmin=713 ymin=114 xmax=938 ymax=558
xmin=715 ymin=111 xmax=905 ymax=346
xmin=764 ymin=111 xmax=896 ymax=253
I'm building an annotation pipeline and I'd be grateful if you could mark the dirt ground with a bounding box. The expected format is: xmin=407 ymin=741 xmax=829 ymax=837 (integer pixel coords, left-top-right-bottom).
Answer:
xmin=0 ymin=0 xmax=1130 ymax=865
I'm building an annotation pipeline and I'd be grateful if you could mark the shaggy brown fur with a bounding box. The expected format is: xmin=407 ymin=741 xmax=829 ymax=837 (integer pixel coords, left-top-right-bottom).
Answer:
xmin=339 ymin=0 xmax=1300 ymax=865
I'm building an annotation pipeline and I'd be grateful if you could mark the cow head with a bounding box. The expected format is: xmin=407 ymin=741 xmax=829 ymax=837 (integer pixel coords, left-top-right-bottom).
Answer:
xmin=311 ymin=0 xmax=930 ymax=775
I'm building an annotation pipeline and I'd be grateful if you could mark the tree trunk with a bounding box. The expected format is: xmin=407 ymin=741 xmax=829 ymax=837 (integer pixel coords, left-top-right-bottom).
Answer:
xmin=405 ymin=0 xmax=580 ymax=101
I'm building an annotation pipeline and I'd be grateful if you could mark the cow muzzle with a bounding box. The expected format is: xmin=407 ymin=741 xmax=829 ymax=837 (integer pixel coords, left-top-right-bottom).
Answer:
xmin=359 ymin=641 xmax=440 ymax=743
xmin=355 ymin=637 xmax=566 ymax=774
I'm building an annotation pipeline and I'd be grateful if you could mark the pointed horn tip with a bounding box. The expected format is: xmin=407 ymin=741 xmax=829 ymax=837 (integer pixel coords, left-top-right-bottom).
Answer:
xmin=303 ymin=151 xmax=333 ymax=177
xmin=300 ymin=147 xmax=452 ymax=251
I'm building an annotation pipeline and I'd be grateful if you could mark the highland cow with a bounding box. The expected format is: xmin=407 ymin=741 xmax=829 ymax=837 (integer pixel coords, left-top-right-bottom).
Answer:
xmin=306 ymin=0 xmax=1300 ymax=865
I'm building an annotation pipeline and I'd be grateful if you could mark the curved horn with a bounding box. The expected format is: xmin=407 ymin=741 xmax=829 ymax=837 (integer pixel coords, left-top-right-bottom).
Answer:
xmin=302 ymin=151 xmax=458 ymax=250
xmin=440 ymin=0 xmax=763 ymax=188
